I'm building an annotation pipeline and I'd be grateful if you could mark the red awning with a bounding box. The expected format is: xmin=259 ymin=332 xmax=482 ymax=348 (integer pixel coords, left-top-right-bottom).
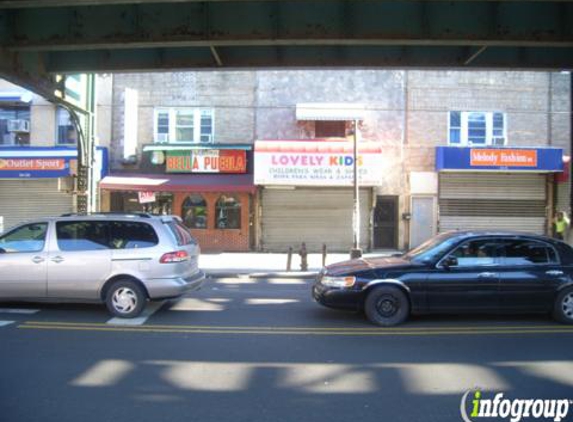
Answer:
xmin=99 ymin=173 xmax=256 ymax=193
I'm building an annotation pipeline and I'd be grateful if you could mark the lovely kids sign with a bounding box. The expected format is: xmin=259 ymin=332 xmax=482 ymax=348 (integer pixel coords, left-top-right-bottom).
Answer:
xmin=254 ymin=140 xmax=385 ymax=186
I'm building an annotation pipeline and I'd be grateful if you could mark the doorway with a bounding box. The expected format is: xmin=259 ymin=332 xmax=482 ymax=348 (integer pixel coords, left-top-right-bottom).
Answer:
xmin=373 ymin=196 xmax=398 ymax=249
xmin=410 ymin=196 xmax=436 ymax=249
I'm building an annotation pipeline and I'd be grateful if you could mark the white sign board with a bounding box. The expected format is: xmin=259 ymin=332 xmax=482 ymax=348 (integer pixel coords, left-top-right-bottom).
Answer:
xmin=254 ymin=140 xmax=385 ymax=186
xmin=138 ymin=191 xmax=156 ymax=204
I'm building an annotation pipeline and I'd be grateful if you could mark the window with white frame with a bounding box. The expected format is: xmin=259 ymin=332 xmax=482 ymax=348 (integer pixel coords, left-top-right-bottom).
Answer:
xmin=56 ymin=107 xmax=78 ymax=145
xmin=154 ymin=108 xmax=214 ymax=143
xmin=448 ymin=111 xmax=506 ymax=146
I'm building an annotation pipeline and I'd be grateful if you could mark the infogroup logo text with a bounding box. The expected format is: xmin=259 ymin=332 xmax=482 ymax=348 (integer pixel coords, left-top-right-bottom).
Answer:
xmin=460 ymin=390 xmax=572 ymax=422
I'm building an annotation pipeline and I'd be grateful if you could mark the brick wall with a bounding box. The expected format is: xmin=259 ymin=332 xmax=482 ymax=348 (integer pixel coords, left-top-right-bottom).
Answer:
xmin=173 ymin=191 xmax=251 ymax=252
xmin=406 ymin=70 xmax=556 ymax=160
xmin=110 ymin=71 xmax=256 ymax=170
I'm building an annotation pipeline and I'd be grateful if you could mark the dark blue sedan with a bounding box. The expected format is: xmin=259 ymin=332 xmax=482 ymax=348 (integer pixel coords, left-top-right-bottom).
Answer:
xmin=313 ymin=231 xmax=573 ymax=326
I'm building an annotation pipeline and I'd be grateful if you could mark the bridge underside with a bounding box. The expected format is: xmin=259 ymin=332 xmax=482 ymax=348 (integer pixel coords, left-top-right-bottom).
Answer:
xmin=0 ymin=0 xmax=572 ymax=96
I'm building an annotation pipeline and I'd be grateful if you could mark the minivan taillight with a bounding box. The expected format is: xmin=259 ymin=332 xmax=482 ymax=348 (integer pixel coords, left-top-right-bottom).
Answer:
xmin=160 ymin=250 xmax=189 ymax=263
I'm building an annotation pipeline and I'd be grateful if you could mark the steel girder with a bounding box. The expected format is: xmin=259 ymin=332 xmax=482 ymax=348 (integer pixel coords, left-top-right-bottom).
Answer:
xmin=0 ymin=0 xmax=571 ymax=73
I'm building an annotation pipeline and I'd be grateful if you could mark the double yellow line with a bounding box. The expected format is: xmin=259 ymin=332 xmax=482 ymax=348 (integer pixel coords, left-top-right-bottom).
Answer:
xmin=18 ymin=321 xmax=573 ymax=336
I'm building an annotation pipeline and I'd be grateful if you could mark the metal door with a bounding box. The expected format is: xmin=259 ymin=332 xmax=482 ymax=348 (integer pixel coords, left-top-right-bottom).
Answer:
xmin=410 ymin=196 xmax=436 ymax=249
xmin=373 ymin=196 xmax=398 ymax=249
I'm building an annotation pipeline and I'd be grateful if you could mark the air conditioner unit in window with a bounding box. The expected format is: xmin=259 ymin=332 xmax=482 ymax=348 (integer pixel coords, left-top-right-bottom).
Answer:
xmin=7 ymin=119 xmax=30 ymax=133
xmin=492 ymin=137 xmax=506 ymax=146
xmin=156 ymin=133 xmax=169 ymax=143
xmin=58 ymin=177 xmax=75 ymax=193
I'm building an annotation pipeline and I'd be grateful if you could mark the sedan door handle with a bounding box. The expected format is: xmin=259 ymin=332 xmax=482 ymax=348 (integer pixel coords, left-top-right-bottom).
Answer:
xmin=51 ymin=256 xmax=64 ymax=264
xmin=32 ymin=256 xmax=45 ymax=264
xmin=478 ymin=272 xmax=496 ymax=278
xmin=546 ymin=270 xmax=564 ymax=276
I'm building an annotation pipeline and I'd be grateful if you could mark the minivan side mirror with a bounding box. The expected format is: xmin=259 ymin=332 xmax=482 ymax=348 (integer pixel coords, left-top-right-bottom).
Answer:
xmin=442 ymin=256 xmax=458 ymax=269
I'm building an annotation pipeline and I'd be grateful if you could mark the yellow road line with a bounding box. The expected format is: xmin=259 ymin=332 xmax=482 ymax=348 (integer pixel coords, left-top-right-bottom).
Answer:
xmin=18 ymin=324 xmax=573 ymax=336
xmin=22 ymin=320 xmax=572 ymax=332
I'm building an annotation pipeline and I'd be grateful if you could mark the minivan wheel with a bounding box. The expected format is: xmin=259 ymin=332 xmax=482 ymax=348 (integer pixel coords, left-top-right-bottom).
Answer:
xmin=105 ymin=280 xmax=146 ymax=318
xmin=553 ymin=288 xmax=573 ymax=324
xmin=364 ymin=286 xmax=410 ymax=327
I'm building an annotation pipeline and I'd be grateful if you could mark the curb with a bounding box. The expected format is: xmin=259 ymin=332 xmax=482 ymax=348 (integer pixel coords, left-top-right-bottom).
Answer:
xmin=205 ymin=270 xmax=319 ymax=279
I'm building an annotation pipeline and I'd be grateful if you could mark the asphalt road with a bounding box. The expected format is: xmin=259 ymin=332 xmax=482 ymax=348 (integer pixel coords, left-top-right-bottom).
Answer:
xmin=1 ymin=276 xmax=573 ymax=422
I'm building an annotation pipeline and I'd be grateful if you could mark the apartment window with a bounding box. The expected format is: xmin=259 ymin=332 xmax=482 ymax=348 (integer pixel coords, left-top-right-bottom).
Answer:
xmin=56 ymin=107 xmax=77 ymax=145
xmin=448 ymin=111 xmax=506 ymax=146
xmin=0 ymin=106 xmax=30 ymax=146
xmin=315 ymin=121 xmax=346 ymax=138
xmin=154 ymin=108 xmax=214 ymax=143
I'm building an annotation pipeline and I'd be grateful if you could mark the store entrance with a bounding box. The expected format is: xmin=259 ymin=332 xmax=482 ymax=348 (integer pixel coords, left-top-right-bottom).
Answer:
xmin=373 ymin=196 xmax=398 ymax=249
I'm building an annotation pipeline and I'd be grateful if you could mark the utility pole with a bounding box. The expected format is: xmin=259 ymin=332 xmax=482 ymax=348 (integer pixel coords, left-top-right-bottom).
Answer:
xmin=350 ymin=119 xmax=362 ymax=259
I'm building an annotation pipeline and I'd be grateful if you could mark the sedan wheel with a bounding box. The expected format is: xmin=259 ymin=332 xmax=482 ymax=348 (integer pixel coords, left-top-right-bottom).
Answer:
xmin=364 ymin=285 xmax=410 ymax=326
xmin=106 ymin=280 xmax=146 ymax=318
xmin=554 ymin=289 xmax=573 ymax=324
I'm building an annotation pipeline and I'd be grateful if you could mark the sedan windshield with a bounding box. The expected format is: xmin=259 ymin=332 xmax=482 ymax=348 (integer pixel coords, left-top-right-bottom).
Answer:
xmin=403 ymin=232 xmax=461 ymax=264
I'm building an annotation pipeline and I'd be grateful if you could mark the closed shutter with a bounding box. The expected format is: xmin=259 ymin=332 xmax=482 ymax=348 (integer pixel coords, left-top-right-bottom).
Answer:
xmin=439 ymin=173 xmax=547 ymax=235
xmin=0 ymin=179 xmax=74 ymax=231
xmin=261 ymin=188 xmax=371 ymax=252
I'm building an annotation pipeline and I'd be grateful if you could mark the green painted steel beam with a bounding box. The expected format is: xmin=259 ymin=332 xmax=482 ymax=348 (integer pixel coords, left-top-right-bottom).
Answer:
xmin=1 ymin=0 xmax=573 ymax=7
xmin=1 ymin=1 xmax=573 ymax=52
xmin=44 ymin=45 xmax=573 ymax=72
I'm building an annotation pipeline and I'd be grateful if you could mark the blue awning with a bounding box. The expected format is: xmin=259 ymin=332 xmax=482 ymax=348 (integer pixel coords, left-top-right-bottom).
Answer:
xmin=0 ymin=91 xmax=33 ymax=103
xmin=436 ymin=146 xmax=563 ymax=173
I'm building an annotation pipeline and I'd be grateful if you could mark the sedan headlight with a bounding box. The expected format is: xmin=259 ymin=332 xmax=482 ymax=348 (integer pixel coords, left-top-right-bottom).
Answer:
xmin=321 ymin=276 xmax=356 ymax=288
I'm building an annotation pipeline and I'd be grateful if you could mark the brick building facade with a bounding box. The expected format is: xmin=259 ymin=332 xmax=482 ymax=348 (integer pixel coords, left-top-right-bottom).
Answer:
xmin=100 ymin=70 xmax=571 ymax=252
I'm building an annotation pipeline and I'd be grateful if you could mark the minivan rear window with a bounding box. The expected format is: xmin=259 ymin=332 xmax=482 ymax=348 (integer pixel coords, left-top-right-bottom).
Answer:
xmin=166 ymin=221 xmax=197 ymax=246
xmin=56 ymin=221 xmax=159 ymax=251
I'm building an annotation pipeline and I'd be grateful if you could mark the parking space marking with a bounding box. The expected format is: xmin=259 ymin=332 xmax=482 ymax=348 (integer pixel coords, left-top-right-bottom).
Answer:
xmin=0 ymin=321 xmax=15 ymax=327
xmin=0 ymin=308 xmax=40 ymax=315
xmin=106 ymin=301 xmax=165 ymax=326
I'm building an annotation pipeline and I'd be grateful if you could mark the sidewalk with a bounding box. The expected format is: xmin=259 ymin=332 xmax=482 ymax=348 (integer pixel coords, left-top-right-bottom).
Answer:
xmin=199 ymin=249 xmax=400 ymax=278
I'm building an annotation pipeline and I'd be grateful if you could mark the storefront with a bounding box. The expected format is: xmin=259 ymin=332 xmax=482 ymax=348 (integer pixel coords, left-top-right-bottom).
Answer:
xmin=254 ymin=140 xmax=387 ymax=252
xmin=436 ymin=146 xmax=564 ymax=235
xmin=0 ymin=147 xmax=108 ymax=232
xmin=100 ymin=145 xmax=255 ymax=252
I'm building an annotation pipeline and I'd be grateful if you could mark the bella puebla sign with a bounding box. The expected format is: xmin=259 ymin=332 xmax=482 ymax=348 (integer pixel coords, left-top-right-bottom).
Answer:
xmin=166 ymin=150 xmax=247 ymax=174
xmin=254 ymin=140 xmax=385 ymax=186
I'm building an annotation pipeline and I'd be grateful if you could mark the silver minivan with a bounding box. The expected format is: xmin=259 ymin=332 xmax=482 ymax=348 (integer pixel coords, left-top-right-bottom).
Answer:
xmin=0 ymin=213 xmax=205 ymax=318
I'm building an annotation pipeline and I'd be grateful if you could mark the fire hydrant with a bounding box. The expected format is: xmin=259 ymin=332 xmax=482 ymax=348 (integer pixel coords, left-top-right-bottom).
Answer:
xmin=299 ymin=242 xmax=308 ymax=271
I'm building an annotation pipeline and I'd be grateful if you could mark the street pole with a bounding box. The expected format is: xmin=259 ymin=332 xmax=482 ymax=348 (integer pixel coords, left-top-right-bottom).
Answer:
xmin=351 ymin=119 xmax=362 ymax=259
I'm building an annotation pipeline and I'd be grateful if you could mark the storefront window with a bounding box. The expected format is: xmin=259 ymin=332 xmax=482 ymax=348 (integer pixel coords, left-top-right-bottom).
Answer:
xmin=182 ymin=194 xmax=207 ymax=229
xmin=215 ymin=195 xmax=241 ymax=229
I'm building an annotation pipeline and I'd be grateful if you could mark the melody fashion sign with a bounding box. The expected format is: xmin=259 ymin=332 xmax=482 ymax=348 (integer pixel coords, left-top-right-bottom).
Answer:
xmin=254 ymin=140 xmax=385 ymax=186
xmin=470 ymin=149 xmax=538 ymax=167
